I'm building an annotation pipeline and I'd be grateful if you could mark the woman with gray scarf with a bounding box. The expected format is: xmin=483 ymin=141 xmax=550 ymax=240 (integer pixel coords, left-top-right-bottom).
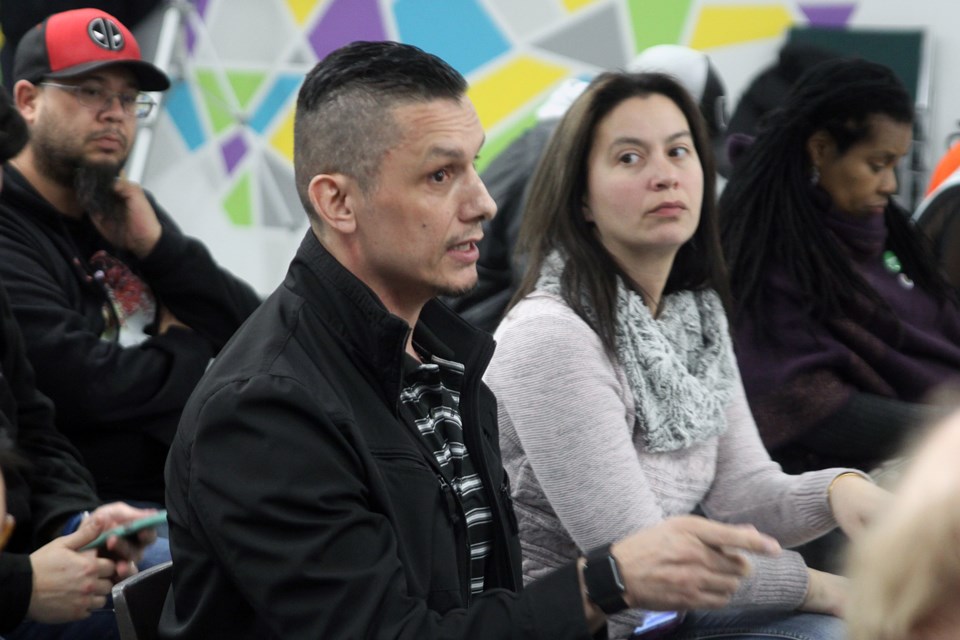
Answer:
xmin=484 ymin=72 xmax=885 ymax=640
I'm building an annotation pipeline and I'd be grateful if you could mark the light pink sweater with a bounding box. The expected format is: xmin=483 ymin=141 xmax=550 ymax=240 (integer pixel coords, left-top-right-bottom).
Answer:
xmin=486 ymin=292 xmax=848 ymax=637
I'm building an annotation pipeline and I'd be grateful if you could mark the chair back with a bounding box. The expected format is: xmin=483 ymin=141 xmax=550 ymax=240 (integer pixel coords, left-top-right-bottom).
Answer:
xmin=113 ymin=561 xmax=173 ymax=640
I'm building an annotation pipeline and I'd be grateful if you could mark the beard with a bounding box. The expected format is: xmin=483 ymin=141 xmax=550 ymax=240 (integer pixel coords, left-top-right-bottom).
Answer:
xmin=31 ymin=126 xmax=128 ymax=225
xmin=74 ymin=163 xmax=127 ymax=226
xmin=437 ymin=281 xmax=478 ymax=299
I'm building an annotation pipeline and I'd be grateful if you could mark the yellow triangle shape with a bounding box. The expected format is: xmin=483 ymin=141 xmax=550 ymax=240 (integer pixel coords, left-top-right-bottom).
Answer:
xmin=690 ymin=6 xmax=793 ymax=50
xmin=563 ymin=0 xmax=599 ymax=10
xmin=468 ymin=56 xmax=570 ymax=131
xmin=270 ymin=106 xmax=296 ymax=162
xmin=285 ymin=0 xmax=319 ymax=25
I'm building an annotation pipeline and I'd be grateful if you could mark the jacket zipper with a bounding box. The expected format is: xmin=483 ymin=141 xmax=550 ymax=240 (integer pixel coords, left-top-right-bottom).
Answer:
xmin=396 ymin=399 xmax=473 ymax=603
xmin=436 ymin=473 xmax=470 ymax=603
xmin=459 ymin=339 xmax=520 ymax=593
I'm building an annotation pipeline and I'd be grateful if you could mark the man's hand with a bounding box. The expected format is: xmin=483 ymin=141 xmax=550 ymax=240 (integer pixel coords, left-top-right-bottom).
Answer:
xmin=89 ymin=502 xmax=160 ymax=577
xmin=27 ymin=515 xmax=116 ymax=623
xmin=828 ymin=474 xmax=890 ymax=538
xmin=89 ymin=177 xmax=162 ymax=259
xmin=612 ymin=516 xmax=781 ymax=611
xmin=156 ymin=305 xmax=191 ymax=335
xmin=800 ymin=568 xmax=847 ymax=616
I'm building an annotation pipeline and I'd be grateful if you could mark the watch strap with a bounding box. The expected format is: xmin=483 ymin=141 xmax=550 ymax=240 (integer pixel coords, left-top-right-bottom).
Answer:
xmin=582 ymin=544 xmax=629 ymax=615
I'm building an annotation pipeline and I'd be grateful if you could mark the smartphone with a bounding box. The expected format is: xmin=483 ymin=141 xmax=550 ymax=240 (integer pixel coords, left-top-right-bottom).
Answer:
xmin=79 ymin=510 xmax=167 ymax=551
xmin=631 ymin=611 xmax=681 ymax=638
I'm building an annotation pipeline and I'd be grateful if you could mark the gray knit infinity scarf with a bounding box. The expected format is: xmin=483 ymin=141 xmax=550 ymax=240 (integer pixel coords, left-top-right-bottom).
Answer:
xmin=536 ymin=253 xmax=735 ymax=452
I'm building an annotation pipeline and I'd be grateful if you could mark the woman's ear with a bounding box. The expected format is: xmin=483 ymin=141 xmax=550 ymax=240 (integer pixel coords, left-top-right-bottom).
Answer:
xmin=806 ymin=130 xmax=833 ymax=168
xmin=582 ymin=197 xmax=594 ymax=223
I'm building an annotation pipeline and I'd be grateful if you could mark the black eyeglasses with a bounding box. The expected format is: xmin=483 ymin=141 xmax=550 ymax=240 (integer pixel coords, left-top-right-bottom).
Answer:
xmin=41 ymin=81 xmax=156 ymax=119
xmin=0 ymin=514 xmax=14 ymax=552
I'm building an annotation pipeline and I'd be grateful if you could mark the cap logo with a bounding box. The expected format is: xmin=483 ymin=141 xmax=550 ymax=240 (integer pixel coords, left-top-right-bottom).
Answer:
xmin=87 ymin=17 xmax=124 ymax=51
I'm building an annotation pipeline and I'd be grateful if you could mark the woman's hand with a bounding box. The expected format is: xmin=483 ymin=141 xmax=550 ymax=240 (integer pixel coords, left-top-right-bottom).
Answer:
xmin=799 ymin=568 xmax=847 ymax=617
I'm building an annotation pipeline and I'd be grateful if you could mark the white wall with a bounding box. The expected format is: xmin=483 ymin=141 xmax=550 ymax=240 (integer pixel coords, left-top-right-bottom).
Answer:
xmin=134 ymin=0 xmax=960 ymax=296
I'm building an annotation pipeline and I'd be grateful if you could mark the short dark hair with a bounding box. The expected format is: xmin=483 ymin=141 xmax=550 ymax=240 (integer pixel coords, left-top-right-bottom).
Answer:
xmin=293 ymin=41 xmax=468 ymax=222
xmin=511 ymin=71 xmax=726 ymax=356
xmin=0 ymin=87 xmax=28 ymax=164
xmin=719 ymin=58 xmax=945 ymax=333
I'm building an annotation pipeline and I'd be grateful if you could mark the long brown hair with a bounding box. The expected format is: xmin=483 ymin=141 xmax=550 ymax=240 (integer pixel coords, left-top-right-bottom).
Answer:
xmin=510 ymin=71 xmax=727 ymax=356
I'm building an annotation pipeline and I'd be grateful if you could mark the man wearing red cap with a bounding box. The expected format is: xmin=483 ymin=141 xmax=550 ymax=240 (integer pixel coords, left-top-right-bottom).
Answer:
xmin=0 ymin=83 xmax=160 ymax=640
xmin=0 ymin=8 xmax=261 ymax=506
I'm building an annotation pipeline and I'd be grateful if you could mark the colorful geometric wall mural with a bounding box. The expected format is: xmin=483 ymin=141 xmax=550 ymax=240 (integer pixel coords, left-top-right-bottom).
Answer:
xmin=143 ymin=0 xmax=860 ymax=291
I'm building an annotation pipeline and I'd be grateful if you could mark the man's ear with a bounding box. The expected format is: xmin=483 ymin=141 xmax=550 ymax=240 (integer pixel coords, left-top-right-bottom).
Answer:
xmin=13 ymin=80 xmax=40 ymax=124
xmin=308 ymin=173 xmax=357 ymax=235
xmin=806 ymin=130 xmax=833 ymax=168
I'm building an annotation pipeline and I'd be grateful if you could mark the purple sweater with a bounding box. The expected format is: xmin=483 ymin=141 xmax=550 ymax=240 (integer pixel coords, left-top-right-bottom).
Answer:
xmin=734 ymin=203 xmax=960 ymax=457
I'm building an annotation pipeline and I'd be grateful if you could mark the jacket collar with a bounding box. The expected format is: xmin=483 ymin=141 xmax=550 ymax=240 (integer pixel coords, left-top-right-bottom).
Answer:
xmin=288 ymin=230 xmax=494 ymax=408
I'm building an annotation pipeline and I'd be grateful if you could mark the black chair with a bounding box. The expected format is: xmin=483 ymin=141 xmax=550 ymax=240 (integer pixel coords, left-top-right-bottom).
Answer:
xmin=914 ymin=181 xmax=960 ymax=288
xmin=112 ymin=561 xmax=172 ymax=640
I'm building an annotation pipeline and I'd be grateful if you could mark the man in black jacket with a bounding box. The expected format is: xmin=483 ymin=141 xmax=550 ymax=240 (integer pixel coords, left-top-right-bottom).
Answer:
xmin=0 ymin=84 xmax=159 ymax=640
xmin=161 ymin=41 xmax=781 ymax=639
xmin=0 ymin=8 xmax=261 ymax=504
xmin=0 ymin=277 xmax=156 ymax=640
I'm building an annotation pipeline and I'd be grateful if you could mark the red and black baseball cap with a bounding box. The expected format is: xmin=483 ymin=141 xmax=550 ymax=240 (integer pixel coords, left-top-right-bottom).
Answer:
xmin=13 ymin=8 xmax=170 ymax=92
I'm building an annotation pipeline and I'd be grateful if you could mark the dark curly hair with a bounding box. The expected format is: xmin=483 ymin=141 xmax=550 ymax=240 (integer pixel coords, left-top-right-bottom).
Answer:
xmin=720 ymin=57 xmax=948 ymax=336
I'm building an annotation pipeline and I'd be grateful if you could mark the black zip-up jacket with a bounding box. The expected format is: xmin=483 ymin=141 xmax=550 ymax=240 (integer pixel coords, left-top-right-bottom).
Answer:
xmin=0 ymin=164 xmax=262 ymax=503
xmin=0 ymin=276 xmax=100 ymax=632
xmin=160 ymin=232 xmax=590 ymax=639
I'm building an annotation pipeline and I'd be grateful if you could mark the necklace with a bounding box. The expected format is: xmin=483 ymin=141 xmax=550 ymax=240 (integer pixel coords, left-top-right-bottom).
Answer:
xmin=882 ymin=250 xmax=914 ymax=289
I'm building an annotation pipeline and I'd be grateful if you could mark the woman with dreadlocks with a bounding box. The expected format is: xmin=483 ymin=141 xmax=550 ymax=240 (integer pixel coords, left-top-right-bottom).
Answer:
xmin=720 ymin=58 xmax=960 ymax=479
xmin=485 ymin=71 xmax=888 ymax=640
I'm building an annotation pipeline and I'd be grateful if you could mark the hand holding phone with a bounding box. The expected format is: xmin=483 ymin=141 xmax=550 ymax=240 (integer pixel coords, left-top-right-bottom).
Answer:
xmin=79 ymin=510 xmax=167 ymax=551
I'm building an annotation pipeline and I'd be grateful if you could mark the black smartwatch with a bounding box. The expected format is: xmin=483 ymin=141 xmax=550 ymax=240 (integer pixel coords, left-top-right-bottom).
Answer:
xmin=582 ymin=544 xmax=629 ymax=615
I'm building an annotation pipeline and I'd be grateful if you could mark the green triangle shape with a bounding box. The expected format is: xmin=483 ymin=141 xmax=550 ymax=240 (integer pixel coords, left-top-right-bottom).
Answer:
xmin=223 ymin=173 xmax=253 ymax=227
xmin=195 ymin=68 xmax=235 ymax=135
xmin=225 ymin=70 xmax=268 ymax=110
xmin=477 ymin=109 xmax=538 ymax=174
xmin=627 ymin=0 xmax=693 ymax=51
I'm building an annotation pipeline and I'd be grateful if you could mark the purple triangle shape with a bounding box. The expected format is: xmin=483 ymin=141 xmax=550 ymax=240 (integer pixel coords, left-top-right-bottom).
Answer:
xmin=186 ymin=22 xmax=198 ymax=55
xmin=220 ymin=132 xmax=248 ymax=175
xmin=310 ymin=0 xmax=386 ymax=60
xmin=799 ymin=4 xmax=857 ymax=28
xmin=185 ymin=0 xmax=210 ymax=55
xmin=191 ymin=0 xmax=211 ymax=19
